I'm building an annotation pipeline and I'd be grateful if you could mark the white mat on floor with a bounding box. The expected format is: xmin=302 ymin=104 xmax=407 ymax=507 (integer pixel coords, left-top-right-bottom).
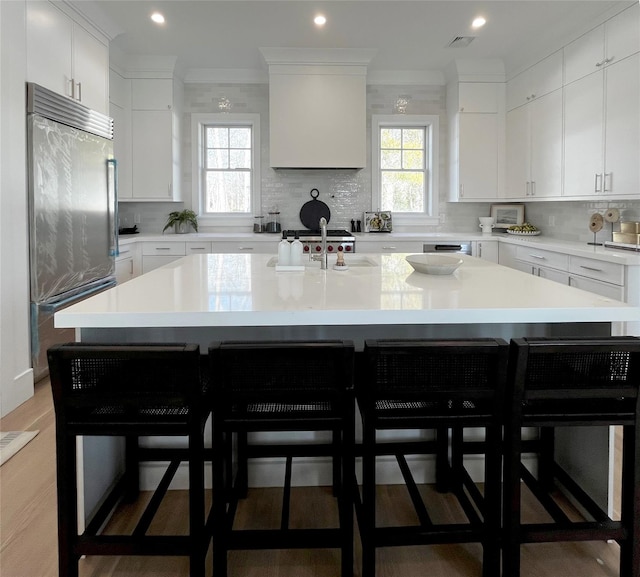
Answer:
xmin=0 ymin=431 xmax=39 ymax=466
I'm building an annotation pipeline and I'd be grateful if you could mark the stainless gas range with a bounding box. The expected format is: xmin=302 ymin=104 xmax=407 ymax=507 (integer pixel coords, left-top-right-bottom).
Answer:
xmin=283 ymin=229 xmax=356 ymax=254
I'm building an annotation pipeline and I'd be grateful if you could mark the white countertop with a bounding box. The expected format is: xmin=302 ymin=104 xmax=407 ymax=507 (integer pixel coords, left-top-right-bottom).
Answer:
xmin=55 ymin=253 xmax=638 ymax=329
xmin=118 ymin=231 xmax=640 ymax=266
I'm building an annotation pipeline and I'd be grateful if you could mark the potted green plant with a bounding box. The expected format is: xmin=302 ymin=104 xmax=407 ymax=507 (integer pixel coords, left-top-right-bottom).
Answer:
xmin=163 ymin=209 xmax=199 ymax=234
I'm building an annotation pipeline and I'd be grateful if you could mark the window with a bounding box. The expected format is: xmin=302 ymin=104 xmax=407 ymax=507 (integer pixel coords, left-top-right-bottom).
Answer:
xmin=372 ymin=115 xmax=439 ymax=227
xmin=192 ymin=114 xmax=260 ymax=227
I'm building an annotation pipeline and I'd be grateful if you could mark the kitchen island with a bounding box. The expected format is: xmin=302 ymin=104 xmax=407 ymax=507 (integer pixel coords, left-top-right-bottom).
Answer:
xmin=54 ymin=252 xmax=640 ymax=521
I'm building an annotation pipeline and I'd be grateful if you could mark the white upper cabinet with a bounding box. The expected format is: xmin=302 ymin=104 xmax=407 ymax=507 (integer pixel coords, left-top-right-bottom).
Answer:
xmin=507 ymin=90 xmax=562 ymax=199
xmin=447 ymin=82 xmax=505 ymax=201
xmin=131 ymin=79 xmax=174 ymax=110
xmin=564 ymin=4 xmax=639 ymax=85
xmin=564 ymin=53 xmax=639 ymax=199
xmin=603 ymin=53 xmax=639 ymax=198
xmin=109 ymin=70 xmax=132 ymax=200
xmin=127 ymin=78 xmax=182 ymax=201
xmin=26 ymin=1 xmax=109 ymax=114
xmin=506 ymin=51 xmax=562 ymax=111
xmin=457 ymin=83 xmax=499 ymax=113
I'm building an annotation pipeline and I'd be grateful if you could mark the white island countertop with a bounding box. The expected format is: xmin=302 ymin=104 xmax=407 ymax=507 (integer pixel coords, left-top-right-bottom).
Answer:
xmin=55 ymin=253 xmax=638 ymax=329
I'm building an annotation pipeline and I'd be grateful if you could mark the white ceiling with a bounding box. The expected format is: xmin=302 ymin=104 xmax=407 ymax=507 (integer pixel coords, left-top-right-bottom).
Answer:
xmin=80 ymin=0 xmax=631 ymax=79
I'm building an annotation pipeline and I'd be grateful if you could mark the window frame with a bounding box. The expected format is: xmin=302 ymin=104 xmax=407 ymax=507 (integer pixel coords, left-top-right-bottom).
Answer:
xmin=191 ymin=113 xmax=261 ymax=229
xmin=371 ymin=114 xmax=439 ymax=227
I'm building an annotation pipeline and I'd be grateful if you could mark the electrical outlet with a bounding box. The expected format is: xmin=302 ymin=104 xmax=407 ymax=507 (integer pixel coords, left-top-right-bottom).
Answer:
xmin=548 ymin=215 xmax=556 ymax=227
xmin=134 ymin=213 xmax=141 ymax=224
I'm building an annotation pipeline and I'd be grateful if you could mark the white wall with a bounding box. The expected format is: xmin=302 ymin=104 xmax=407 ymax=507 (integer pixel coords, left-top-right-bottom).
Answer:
xmin=0 ymin=0 xmax=34 ymax=416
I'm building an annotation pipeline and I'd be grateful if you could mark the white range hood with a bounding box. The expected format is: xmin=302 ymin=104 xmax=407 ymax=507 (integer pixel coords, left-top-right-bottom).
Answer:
xmin=261 ymin=48 xmax=375 ymax=169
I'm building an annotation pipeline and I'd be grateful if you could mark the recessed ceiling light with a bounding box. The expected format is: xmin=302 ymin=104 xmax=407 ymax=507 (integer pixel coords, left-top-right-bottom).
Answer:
xmin=151 ymin=12 xmax=165 ymax=24
xmin=314 ymin=14 xmax=327 ymax=27
xmin=472 ymin=16 xmax=486 ymax=29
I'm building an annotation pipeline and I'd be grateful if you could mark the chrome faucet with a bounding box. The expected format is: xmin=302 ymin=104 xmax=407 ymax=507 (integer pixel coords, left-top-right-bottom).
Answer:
xmin=311 ymin=217 xmax=329 ymax=269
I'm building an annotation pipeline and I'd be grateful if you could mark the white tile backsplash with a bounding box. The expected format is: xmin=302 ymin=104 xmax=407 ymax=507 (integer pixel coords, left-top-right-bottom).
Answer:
xmin=119 ymin=81 xmax=639 ymax=239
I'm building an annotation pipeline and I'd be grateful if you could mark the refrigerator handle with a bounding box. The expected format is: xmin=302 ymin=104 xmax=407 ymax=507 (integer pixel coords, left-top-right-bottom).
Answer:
xmin=40 ymin=279 xmax=117 ymax=313
xmin=107 ymin=158 xmax=119 ymax=257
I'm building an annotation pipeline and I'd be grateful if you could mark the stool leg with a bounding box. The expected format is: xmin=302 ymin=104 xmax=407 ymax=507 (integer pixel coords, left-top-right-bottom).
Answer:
xmin=538 ymin=427 xmax=555 ymax=492
xmin=436 ymin=426 xmax=450 ymax=492
xmin=361 ymin=416 xmax=376 ymax=577
xmin=236 ymin=431 xmax=249 ymax=498
xmin=620 ymin=424 xmax=640 ymax=577
xmin=341 ymin=403 xmax=355 ymax=577
xmin=123 ymin=435 xmax=140 ymax=503
xmin=189 ymin=425 xmax=206 ymax=577
xmin=333 ymin=429 xmax=340 ymax=497
xmin=212 ymin=424 xmax=228 ymax=577
xmin=450 ymin=427 xmax=464 ymax=492
xmin=56 ymin=432 xmax=79 ymax=577
xmin=482 ymin=424 xmax=501 ymax=577
xmin=502 ymin=421 xmax=522 ymax=577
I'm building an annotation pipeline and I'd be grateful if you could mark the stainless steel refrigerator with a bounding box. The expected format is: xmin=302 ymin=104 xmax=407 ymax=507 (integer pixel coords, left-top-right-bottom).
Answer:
xmin=27 ymin=82 xmax=118 ymax=381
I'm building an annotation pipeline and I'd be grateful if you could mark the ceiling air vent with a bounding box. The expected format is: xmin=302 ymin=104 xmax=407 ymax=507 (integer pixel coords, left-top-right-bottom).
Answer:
xmin=447 ymin=36 xmax=475 ymax=48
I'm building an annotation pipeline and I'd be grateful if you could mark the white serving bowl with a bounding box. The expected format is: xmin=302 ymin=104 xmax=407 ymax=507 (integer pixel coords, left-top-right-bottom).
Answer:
xmin=406 ymin=254 xmax=463 ymax=275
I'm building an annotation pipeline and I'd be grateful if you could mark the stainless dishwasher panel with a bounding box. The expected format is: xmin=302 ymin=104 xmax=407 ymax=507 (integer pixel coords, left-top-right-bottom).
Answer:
xmin=423 ymin=241 xmax=472 ymax=255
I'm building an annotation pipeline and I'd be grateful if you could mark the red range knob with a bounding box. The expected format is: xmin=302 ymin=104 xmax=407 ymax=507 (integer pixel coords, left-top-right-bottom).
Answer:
xmin=338 ymin=245 xmax=344 ymax=251
xmin=345 ymin=245 xmax=352 ymax=252
xmin=327 ymin=245 xmax=334 ymax=252
xmin=315 ymin=245 xmax=322 ymax=252
xmin=303 ymin=245 xmax=310 ymax=252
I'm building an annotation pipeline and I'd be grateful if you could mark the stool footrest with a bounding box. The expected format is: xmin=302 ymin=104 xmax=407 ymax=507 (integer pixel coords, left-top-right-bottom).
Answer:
xmin=372 ymin=524 xmax=486 ymax=547
xmin=226 ymin=528 xmax=345 ymax=550
xmin=520 ymin=521 xmax=626 ymax=543
xmin=76 ymin=535 xmax=194 ymax=556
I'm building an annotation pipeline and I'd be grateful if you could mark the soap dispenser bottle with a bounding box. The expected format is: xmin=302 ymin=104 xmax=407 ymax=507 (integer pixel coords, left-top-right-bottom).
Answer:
xmin=290 ymin=232 xmax=303 ymax=266
xmin=278 ymin=232 xmax=291 ymax=266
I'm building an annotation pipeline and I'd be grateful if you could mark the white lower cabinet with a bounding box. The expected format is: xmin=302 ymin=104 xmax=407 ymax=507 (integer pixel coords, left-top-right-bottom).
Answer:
xmin=504 ymin=243 xmax=629 ymax=333
xmin=358 ymin=240 xmax=423 ymax=253
xmin=473 ymin=240 xmax=498 ymax=262
xmin=212 ymin=241 xmax=279 ymax=254
xmin=141 ymin=242 xmax=186 ymax=273
xmin=115 ymin=243 xmax=140 ymax=284
xmin=186 ymin=242 xmax=213 ymax=255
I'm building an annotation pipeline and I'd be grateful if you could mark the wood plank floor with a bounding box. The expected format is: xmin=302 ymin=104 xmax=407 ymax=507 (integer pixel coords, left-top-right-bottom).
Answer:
xmin=0 ymin=379 xmax=623 ymax=577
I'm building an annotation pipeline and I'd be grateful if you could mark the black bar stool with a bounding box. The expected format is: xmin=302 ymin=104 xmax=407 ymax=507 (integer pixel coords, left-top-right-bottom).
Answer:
xmin=356 ymin=338 xmax=508 ymax=577
xmin=47 ymin=342 xmax=211 ymax=577
xmin=503 ymin=337 xmax=640 ymax=577
xmin=208 ymin=340 xmax=355 ymax=577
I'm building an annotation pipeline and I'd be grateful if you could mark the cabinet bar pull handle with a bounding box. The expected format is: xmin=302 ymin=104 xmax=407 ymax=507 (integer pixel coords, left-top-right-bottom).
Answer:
xmin=604 ymin=172 xmax=612 ymax=192
xmin=529 ymin=254 xmax=546 ymax=260
xmin=460 ymin=184 xmax=464 ymax=198
xmin=594 ymin=173 xmax=603 ymax=192
xmin=580 ymin=265 xmax=603 ymax=272
xmin=189 ymin=247 xmax=205 ymax=251
xmin=238 ymin=247 xmax=254 ymax=250
xmin=525 ymin=181 xmax=530 ymax=196
xmin=596 ymin=60 xmax=604 ymax=67
xmin=69 ymin=78 xmax=75 ymax=99
xmin=382 ymin=246 xmax=397 ymax=250
xmin=155 ymin=247 xmax=171 ymax=251
xmin=76 ymin=82 xmax=82 ymax=102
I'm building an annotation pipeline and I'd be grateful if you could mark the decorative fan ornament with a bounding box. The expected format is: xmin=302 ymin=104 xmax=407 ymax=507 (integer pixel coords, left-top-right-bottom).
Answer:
xmin=589 ymin=213 xmax=604 ymax=232
xmin=588 ymin=213 xmax=604 ymax=245
xmin=604 ymin=208 xmax=620 ymax=223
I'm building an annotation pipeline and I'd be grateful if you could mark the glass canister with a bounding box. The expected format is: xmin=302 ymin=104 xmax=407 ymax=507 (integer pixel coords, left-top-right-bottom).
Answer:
xmin=266 ymin=211 xmax=281 ymax=233
xmin=253 ymin=215 xmax=265 ymax=233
